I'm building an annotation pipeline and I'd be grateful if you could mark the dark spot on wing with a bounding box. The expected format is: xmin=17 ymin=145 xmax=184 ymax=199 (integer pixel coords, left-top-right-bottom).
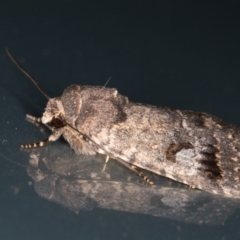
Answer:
xmin=198 ymin=145 xmax=223 ymax=181
xmin=113 ymin=102 xmax=127 ymax=123
xmin=166 ymin=142 xmax=194 ymax=162
xmin=182 ymin=111 xmax=206 ymax=127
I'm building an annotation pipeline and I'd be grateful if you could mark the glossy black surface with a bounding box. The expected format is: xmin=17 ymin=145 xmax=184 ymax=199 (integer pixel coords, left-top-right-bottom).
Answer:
xmin=1 ymin=1 xmax=240 ymax=239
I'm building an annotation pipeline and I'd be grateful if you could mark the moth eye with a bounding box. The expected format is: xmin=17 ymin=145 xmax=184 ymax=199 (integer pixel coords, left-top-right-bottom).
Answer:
xmin=51 ymin=117 xmax=65 ymax=128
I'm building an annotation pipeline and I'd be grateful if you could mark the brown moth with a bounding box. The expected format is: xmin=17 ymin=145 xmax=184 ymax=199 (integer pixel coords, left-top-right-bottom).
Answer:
xmin=7 ymin=49 xmax=240 ymax=198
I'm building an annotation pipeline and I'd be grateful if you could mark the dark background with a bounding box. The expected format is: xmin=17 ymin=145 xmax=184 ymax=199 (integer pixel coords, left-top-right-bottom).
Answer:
xmin=0 ymin=0 xmax=240 ymax=239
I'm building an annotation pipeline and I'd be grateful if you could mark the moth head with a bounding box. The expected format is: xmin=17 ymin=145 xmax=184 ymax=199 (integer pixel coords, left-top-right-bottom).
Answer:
xmin=6 ymin=49 xmax=74 ymax=133
xmin=41 ymin=98 xmax=66 ymax=130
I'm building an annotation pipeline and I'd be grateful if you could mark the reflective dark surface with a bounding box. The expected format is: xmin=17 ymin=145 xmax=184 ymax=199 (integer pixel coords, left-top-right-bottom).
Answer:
xmin=1 ymin=1 xmax=240 ymax=239
xmin=26 ymin=143 xmax=240 ymax=225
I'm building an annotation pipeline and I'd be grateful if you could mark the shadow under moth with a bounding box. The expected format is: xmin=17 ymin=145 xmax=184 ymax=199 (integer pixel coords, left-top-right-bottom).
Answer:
xmin=7 ymin=49 xmax=240 ymax=198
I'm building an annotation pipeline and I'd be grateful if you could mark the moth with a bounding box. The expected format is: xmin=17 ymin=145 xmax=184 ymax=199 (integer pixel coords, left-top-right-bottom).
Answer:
xmin=7 ymin=49 xmax=240 ymax=198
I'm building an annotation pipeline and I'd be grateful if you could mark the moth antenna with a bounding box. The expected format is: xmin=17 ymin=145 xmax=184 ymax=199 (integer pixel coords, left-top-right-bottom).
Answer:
xmin=6 ymin=48 xmax=50 ymax=100
xmin=103 ymin=76 xmax=111 ymax=88
xmin=0 ymin=152 xmax=27 ymax=169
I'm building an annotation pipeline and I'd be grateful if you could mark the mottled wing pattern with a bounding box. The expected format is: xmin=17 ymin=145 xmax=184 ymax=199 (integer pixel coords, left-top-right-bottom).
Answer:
xmin=89 ymin=102 xmax=240 ymax=198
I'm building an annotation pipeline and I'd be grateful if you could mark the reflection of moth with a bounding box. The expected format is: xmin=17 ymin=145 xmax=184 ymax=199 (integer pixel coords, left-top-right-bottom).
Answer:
xmin=27 ymin=145 xmax=238 ymax=225
xmin=7 ymin=49 xmax=240 ymax=198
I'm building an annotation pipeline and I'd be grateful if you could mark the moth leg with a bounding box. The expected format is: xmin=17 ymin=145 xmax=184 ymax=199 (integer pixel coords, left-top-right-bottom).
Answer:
xmin=105 ymin=155 xmax=110 ymax=163
xmin=21 ymin=138 xmax=49 ymax=149
xmin=130 ymin=164 xmax=154 ymax=185
xmin=21 ymin=130 xmax=63 ymax=149
xmin=114 ymin=157 xmax=154 ymax=185
xmin=25 ymin=114 xmax=44 ymax=130
xmin=26 ymin=114 xmax=42 ymax=123
xmin=102 ymin=155 xmax=110 ymax=172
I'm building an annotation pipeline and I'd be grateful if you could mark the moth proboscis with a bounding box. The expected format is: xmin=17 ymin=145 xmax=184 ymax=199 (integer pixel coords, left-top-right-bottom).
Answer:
xmin=7 ymin=48 xmax=240 ymax=198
